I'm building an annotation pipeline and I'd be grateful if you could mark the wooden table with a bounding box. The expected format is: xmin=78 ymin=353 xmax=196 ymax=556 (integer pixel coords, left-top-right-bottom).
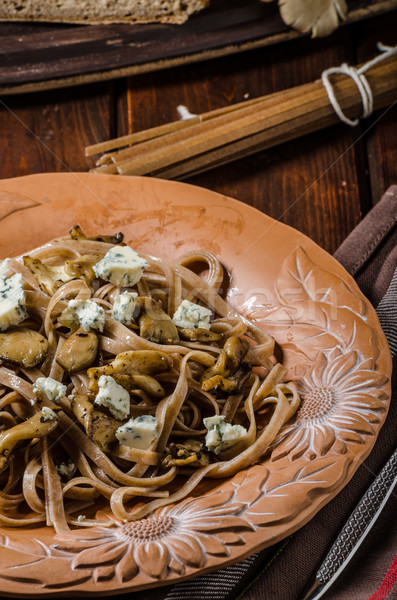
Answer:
xmin=0 ymin=10 xmax=395 ymax=600
xmin=0 ymin=10 xmax=396 ymax=258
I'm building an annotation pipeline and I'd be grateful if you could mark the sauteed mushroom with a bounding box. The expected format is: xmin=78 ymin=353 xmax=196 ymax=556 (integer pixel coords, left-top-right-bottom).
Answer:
xmin=70 ymin=394 xmax=93 ymax=431
xmin=88 ymin=350 xmax=172 ymax=387
xmin=64 ymin=254 xmax=103 ymax=286
xmin=69 ymin=225 xmax=124 ymax=245
xmin=201 ymin=336 xmax=251 ymax=393
xmin=177 ymin=327 xmax=223 ymax=342
xmin=23 ymin=256 xmax=76 ymax=295
xmin=0 ymin=409 xmax=59 ymax=472
xmin=223 ymin=336 xmax=249 ymax=370
xmin=89 ymin=412 xmax=121 ymax=452
xmin=201 ymin=362 xmax=252 ymax=393
xmin=163 ymin=439 xmax=210 ymax=468
xmin=71 ymin=395 xmax=120 ymax=453
xmin=107 ymin=373 xmax=166 ymax=399
xmin=137 ymin=297 xmax=179 ymax=345
xmin=56 ymin=328 xmax=98 ymax=373
xmin=24 ymin=252 xmax=104 ymax=294
xmin=0 ymin=328 xmax=48 ymax=368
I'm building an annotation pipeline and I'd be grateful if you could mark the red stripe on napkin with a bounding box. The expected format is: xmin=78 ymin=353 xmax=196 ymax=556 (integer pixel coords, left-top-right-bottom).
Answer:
xmin=368 ymin=553 xmax=397 ymax=600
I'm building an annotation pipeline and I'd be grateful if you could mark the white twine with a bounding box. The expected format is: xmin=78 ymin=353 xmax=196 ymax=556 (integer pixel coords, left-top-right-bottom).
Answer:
xmin=177 ymin=105 xmax=199 ymax=120
xmin=321 ymin=43 xmax=397 ymax=127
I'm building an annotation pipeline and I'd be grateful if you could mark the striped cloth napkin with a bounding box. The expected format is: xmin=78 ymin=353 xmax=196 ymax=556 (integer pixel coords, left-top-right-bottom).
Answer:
xmin=127 ymin=185 xmax=397 ymax=600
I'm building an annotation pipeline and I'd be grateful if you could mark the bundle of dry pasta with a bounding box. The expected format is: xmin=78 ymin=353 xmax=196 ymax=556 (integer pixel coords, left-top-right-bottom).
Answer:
xmin=86 ymin=51 xmax=396 ymax=180
xmin=0 ymin=227 xmax=299 ymax=532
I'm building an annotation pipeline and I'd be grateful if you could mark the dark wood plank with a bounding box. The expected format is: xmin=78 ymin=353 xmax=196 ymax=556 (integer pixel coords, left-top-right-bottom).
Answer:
xmin=0 ymin=0 xmax=394 ymax=93
xmin=0 ymin=1 xmax=290 ymax=87
xmin=0 ymin=84 xmax=112 ymax=178
xmin=115 ymin=28 xmax=364 ymax=255
xmin=354 ymin=14 xmax=397 ymax=205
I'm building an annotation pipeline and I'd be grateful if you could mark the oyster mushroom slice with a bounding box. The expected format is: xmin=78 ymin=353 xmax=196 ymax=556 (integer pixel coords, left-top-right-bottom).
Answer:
xmin=64 ymin=254 xmax=104 ymax=286
xmin=201 ymin=336 xmax=247 ymax=380
xmin=200 ymin=336 xmax=251 ymax=393
xmin=0 ymin=410 xmax=59 ymax=473
xmin=87 ymin=350 xmax=172 ymax=390
xmin=71 ymin=394 xmax=93 ymax=431
xmin=89 ymin=412 xmax=121 ymax=453
xmin=138 ymin=297 xmax=179 ymax=345
xmin=177 ymin=327 xmax=223 ymax=343
xmin=106 ymin=373 xmax=166 ymax=399
xmin=0 ymin=328 xmax=48 ymax=368
xmin=24 ymin=252 xmax=102 ymax=295
xmin=71 ymin=394 xmax=121 ymax=453
xmin=56 ymin=328 xmax=98 ymax=373
xmin=201 ymin=362 xmax=252 ymax=393
xmin=69 ymin=225 xmax=124 ymax=245
xmin=23 ymin=256 xmax=75 ymax=296
xmin=163 ymin=440 xmax=210 ymax=468
xmin=224 ymin=336 xmax=249 ymax=371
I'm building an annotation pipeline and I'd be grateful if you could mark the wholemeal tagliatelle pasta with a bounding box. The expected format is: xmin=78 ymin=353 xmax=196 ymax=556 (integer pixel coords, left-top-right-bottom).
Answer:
xmin=0 ymin=226 xmax=300 ymax=533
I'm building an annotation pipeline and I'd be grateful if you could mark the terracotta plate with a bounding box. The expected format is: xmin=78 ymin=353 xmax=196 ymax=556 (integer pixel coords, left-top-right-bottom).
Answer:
xmin=0 ymin=173 xmax=391 ymax=596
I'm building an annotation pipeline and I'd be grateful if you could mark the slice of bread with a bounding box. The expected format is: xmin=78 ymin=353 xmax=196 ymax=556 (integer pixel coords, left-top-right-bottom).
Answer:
xmin=0 ymin=0 xmax=210 ymax=25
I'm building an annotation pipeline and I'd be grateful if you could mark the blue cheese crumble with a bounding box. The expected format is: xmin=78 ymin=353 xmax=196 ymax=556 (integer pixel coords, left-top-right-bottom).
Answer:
xmin=115 ymin=415 xmax=158 ymax=450
xmin=40 ymin=406 xmax=58 ymax=422
xmin=33 ymin=377 xmax=67 ymax=404
xmin=172 ymin=300 xmax=212 ymax=330
xmin=59 ymin=299 xmax=105 ymax=332
xmin=0 ymin=273 xmax=28 ymax=331
xmin=93 ymin=246 xmax=149 ymax=287
xmin=112 ymin=292 xmax=137 ymax=325
xmin=94 ymin=375 xmax=130 ymax=420
xmin=56 ymin=459 xmax=76 ymax=480
xmin=0 ymin=259 xmax=11 ymax=278
xmin=203 ymin=415 xmax=247 ymax=455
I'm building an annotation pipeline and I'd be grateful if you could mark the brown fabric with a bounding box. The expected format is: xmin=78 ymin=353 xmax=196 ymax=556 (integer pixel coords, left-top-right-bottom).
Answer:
xmin=334 ymin=185 xmax=397 ymax=305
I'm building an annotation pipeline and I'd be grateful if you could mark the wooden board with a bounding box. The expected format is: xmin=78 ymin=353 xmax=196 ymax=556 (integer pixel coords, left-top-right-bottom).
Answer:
xmin=0 ymin=0 xmax=395 ymax=95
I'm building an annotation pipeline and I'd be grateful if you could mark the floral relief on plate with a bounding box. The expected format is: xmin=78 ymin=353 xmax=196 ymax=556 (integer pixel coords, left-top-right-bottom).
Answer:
xmin=261 ymin=247 xmax=388 ymax=462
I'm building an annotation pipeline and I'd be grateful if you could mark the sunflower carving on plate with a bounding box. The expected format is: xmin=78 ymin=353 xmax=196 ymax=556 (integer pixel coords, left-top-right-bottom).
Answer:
xmin=53 ymin=493 xmax=254 ymax=582
xmin=271 ymin=348 xmax=388 ymax=462
xmin=249 ymin=246 xmax=389 ymax=462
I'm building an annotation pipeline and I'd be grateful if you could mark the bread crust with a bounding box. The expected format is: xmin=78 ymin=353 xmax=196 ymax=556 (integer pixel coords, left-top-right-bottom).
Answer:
xmin=0 ymin=0 xmax=210 ymax=25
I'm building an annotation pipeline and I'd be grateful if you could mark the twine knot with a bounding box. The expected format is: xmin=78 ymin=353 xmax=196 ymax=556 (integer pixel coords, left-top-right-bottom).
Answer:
xmin=322 ymin=43 xmax=397 ymax=127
